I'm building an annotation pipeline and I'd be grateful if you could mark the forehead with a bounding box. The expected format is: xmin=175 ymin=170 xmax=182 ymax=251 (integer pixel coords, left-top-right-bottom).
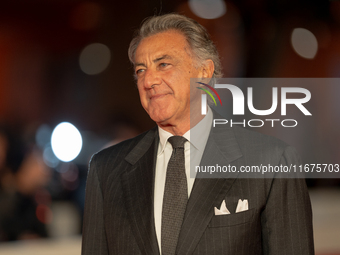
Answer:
xmin=134 ymin=30 xmax=192 ymax=62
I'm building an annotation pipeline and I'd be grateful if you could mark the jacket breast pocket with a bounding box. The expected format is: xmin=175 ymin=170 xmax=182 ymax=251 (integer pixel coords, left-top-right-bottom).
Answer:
xmin=208 ymin=208 xmax=255 ymax=228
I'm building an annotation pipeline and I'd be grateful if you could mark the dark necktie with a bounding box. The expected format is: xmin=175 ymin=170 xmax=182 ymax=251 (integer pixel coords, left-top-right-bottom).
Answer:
xmin=161 ymin=136 xmax=188 ymax=255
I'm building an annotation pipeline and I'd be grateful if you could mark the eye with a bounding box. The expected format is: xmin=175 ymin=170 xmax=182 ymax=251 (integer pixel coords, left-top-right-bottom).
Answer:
xmin=159 ymin=63 xmax=169 ymax=68
xmin=135 ymin=69 xmax=144 ymax=75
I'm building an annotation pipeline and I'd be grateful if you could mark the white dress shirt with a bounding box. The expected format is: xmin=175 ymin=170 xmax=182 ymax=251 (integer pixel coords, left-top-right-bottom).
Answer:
xmin=154 ymin=108 xmax=213 ymax=253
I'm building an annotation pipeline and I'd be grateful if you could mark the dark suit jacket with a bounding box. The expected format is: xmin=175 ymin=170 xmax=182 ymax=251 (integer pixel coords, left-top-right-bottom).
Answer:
xmin=81 ymin=123 xmax=314 ymax=255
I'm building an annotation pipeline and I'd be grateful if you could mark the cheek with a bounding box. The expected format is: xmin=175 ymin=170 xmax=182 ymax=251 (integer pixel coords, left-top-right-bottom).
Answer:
xmin=137 ymin=84 xmax=145 ymax=98
xmin=190 ymin=89 xmax=200 ymax=102
xmin=137 ymin=88 xmax=149 ymax=109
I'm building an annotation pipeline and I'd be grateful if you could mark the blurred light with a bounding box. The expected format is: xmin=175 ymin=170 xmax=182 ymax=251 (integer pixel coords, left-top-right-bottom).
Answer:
xmin=79 ymin=43 xmax=111 ymax=75
xmin=43 ymin=145 xmax=60 ymax=168
xmin=51 ymin=122 xmax=82 ymax=162
xmin=291 ymin=28 xmax=318 ymax=59
xmin=70 ymin=1 xmax=103 ymax=31
xmin=36 ymin=204 xmax=53 ymax=224
xmin=36 ymin=124 xmax=52 ymax=149
xmin=189 ymin=0 xmax=226 ymax=19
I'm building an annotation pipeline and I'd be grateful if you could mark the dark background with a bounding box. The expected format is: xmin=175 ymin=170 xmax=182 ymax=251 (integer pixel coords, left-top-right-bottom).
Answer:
xmin=1 ymin=0 xmax=339 ymax=133
xmin=0 ymin=0 xmax=339 ymax=252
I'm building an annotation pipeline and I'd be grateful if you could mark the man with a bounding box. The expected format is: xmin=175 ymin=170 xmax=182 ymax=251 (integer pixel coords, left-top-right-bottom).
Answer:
xmin=82 ymin=14 xmax=314 ymax=255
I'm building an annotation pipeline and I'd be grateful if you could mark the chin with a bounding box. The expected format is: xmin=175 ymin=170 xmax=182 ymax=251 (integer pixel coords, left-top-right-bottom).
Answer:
xmin=150 ymin=114 xmax=174 ymax=126
xmin=148 ymin=109 xmax=174 ymax=123
xmin=152 ymin=116 xmax=172 ymax=125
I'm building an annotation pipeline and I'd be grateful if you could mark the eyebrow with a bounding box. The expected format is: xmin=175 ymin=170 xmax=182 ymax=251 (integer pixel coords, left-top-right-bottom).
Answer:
xmin=154 ymin=55 xmax=172 ymax=63
xmin=134 ymin=55 xmax=172 ymax=68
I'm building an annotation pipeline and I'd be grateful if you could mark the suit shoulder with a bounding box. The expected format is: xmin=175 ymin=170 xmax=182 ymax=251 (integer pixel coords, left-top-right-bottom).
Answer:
xmin=212 ymin=110 xmax=289 ymax=154
xmin=232 ymin=125 xmax=287 ymax=149
xmin=231 ymin=126 xmax=299 ymax=164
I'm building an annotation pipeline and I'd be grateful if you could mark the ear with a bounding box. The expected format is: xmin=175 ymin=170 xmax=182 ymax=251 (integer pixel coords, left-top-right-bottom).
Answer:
xmin=202 ymin=59 xmax=215 ymax=78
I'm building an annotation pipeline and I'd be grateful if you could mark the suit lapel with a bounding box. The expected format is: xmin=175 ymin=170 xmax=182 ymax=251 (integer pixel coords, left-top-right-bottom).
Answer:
xmin=177 ymin=122 xmax=243 ymax=255
xmin=121 ymin=128 xmax=160 ymax=255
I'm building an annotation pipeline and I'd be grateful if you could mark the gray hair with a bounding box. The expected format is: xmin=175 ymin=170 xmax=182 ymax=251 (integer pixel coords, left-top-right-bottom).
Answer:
xmin=128 ymin=13 xmax=223 ymax=78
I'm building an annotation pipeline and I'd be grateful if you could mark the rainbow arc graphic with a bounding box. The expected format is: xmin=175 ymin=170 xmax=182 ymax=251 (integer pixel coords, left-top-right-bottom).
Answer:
xmin=196 ymin=82 xmax=222 ymax=106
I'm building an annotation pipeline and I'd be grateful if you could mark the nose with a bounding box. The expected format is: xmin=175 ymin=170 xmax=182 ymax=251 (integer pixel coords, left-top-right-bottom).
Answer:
xmin=143 ymin=69 xmax=161 ymax=89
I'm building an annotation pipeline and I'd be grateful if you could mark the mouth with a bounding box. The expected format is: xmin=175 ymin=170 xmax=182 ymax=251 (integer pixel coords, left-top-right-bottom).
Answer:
xmin=149 ymin=93 xmax=170 ymax=100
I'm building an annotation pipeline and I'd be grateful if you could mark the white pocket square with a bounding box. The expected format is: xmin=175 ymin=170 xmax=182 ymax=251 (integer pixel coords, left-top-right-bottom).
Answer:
xmin=214 ymin=200 xmax=230 ymax=215
xmin=235 ymin=199 xmax=248 ymax=213
xmin=214 ymin=199 xmax=249 ymax=215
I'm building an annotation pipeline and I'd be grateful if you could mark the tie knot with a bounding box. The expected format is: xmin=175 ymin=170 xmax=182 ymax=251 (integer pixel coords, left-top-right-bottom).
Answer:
xmin=168 ymin=136 xmax=187 ymax=149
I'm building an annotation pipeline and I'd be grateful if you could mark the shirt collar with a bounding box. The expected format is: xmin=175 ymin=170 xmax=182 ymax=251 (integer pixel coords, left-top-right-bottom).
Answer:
xmin=157 ymin=107 xmax=213 ymax=155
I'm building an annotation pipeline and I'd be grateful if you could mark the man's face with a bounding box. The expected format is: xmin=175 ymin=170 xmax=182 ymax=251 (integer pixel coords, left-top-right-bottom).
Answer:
xmin=134 ymin=30 xmax=203 ymax=129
